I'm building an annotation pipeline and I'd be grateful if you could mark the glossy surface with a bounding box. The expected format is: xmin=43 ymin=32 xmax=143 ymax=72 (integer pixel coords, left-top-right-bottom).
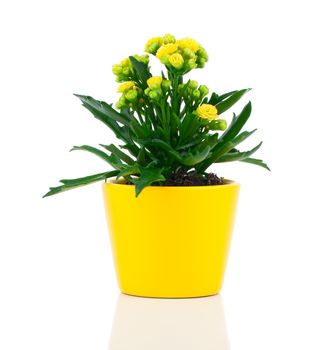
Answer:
xmin=109 ymin=294 xmax=229 ymax=349
xmin=103 ymin=181 xmax=240 ymax=298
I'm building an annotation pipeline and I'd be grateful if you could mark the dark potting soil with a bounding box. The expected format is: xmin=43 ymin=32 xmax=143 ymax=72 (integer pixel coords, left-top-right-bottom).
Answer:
xmin=163 ymin=172 xmax=224 ymax=186
xmin=124 ymin=172 xmax=224 ymax=187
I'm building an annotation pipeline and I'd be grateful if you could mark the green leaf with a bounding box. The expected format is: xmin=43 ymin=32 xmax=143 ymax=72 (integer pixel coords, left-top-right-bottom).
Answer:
xmin=241 ymin=157 xmax=271 ymax=171
xmin=178 ymin=114 xmax=202 ymax=147
xmin=134 ymin=167 xmax=165 ymax=197
xmin=100 ymin=144 xmax=135 ymax=165
xmin=130 ymin=118 xmax=149 ymax=139
xmin=116 ymin=164 xmax=140 ymax=179
xmin=129 ymin=56 xmax=151 ymax=87
xmin=74 ymin=94 xmax=130 ymax=125
xmin=75 ymin=96 xmax=134 ymax=146
xmin=171 ymin=112 xmax=180 ymax=133
xmin=220 ymin=102 xmax=252 ymax=142
xmin=137 ymin=147 xmax=149 ymax=165
xmin=120 ymin=143 xmax=140 ymax=158
xmin=142 ymin=139 xmax=183 ymax=162
xmin=230 ymin=129 xmax=257 ymax=146
xmin=209 ymin=90 xmax=240 ymax=105
xmin=216 ymin=142 xmax=263 ymax=162
xmin=195 ymin=133 xmax=219 ymax=152
xmin=181 ymin=146 xmax=211 ymax=166
xmin=196 ymin=128 xmax=257 ymax=171
xmin=209 ymin=90 xmax=247 ymax=105
xmin=208 ymin=92 xmax=220 ymax=105
xmin=71 ymin=145 xmax=123 ymax=169
xmin=176 ymin=135 xmax=207 ymax=150
xmin=43 ymin=170 xmax=119 ymax=197
xmin=197 ymin=141 xmax=235 ymax=172
xmin=216 ymin=89 xmax=251 ymax=114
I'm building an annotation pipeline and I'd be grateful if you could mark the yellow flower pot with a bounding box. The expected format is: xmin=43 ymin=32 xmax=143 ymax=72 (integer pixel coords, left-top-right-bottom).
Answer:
xmin=103 ymin=181 xmax=240 ymax=298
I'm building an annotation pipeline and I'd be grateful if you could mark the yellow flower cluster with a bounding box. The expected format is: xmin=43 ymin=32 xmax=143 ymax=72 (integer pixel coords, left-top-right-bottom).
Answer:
xmin=178 ymin=80 xmax=209 ymax=103
xmin=145 ymin=34 xmax=176 ymax=54
xmin=145 ymin=34 xmax=208 ymax=72
xmin=116 ymin=81 xmax=143 ymax=110
xmin=144 ymin=76 xmax=171 ymax=101
xmin=112 ymin=54 xmax=149 ymax=82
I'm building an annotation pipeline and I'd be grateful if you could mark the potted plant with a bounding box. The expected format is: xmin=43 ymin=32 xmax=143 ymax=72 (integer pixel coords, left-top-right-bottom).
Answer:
xmin=44 ymin=34 xmax=269 ymax=298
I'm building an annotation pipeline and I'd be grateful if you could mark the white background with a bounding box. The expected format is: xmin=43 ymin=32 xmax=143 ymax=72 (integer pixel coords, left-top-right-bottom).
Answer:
xmin=1 ymin=0 xmax=322 ymax=349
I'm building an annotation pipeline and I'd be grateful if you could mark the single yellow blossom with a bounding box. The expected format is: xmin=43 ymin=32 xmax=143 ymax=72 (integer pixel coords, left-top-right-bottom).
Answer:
xmin=147 ymin=76 xmax=163 ymax=89
xmin=168 ymin=53 xmax=184 ymax=69
xmin=156 ymin=43 xmax=178 ymax=59
xmin=177 ymin=38 xmax=200 ymax=53
xmin=196 ymin=104 xmax=218 ymax=120
xmin=117 ymin=81 xmax=135 ymax=93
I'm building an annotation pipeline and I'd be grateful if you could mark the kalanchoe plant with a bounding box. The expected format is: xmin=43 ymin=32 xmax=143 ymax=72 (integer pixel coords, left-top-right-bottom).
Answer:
xmin=44 ymin=34 xmax=269 ymax=198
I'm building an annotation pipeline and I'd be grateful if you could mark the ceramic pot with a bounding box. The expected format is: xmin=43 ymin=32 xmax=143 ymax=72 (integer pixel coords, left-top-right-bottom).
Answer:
xmin=103 ymin=181 xmax=239 ymax=298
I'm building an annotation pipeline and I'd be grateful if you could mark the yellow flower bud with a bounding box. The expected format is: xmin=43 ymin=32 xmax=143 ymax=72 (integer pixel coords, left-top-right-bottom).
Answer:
xmin=156 ymin=43 xmax=178 ymax=59
xmin=177 ymin=38 xmax=200 ymax=53
xmin=112 ymin=56 xmax=136 ymax=82
xmin=178 ymin=83 xmax=185 ymax=93
xmin=125 ymin=89 xmax=138 ymax=102
xmin=162 ymin=34 xmax=176 ymax=44
xmin=187 ymin=58 xmax=197 ymax=70
xmin=147 ymin=76 xmax=163 ymax=89
xmin=196 ymin=47 xmax=208 ymax=68
xmin=161 ymin=79 xmax=171 ymax=91
xmin=198 ymin=47 xmax=208 ymax=59
xmin=183 ymin=48 xmax=196 ymax=59
xmin=192 ymin=90 xmax=201 ymax=99
xmin=199 ymin=85 xmax=209 ymax=97
xmin=120 ymin=58 xmax=130 ymax=67
xmin=160 ymin=55 xmax=170 ymax=65
xmin=149 ymin=90 xmax=160 ymax=100
xmin=188 ymin=80 xmax=198 ymax=90
xmin=217 ymin=119 xmax=227 ymax=130
xmin=112 ymin=64 xmax=122 ymax=75
xmin=145 ymin=37 xmax=163 ymax=54
xmin=168 ymin=53 xmax=184 ymax=69
xmin=122 ymin=67 xmax=130 ymax=76
xmin=133 ymin=54 xmax=150 ymax=65
xmin=197 ymin=58 xmax=207 ymax=68
xmin=116 ymin=95 xmax=126 ymax=110
xmin=196 ymin=104 xmax=218 ymax=121
xmin=117 ymin=81 xmax=135 ymax=93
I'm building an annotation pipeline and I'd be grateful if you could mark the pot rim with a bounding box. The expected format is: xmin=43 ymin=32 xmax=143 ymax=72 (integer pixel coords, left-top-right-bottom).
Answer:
xmin=103 ymin=178 xmax=240 ymax=189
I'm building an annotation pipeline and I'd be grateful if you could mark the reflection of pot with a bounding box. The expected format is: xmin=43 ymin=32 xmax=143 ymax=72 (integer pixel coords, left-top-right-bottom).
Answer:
xmin=108 ymin=294 xmax=230 ymax=350
xmin=103 ymin=181 xmax=240 ymax=298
